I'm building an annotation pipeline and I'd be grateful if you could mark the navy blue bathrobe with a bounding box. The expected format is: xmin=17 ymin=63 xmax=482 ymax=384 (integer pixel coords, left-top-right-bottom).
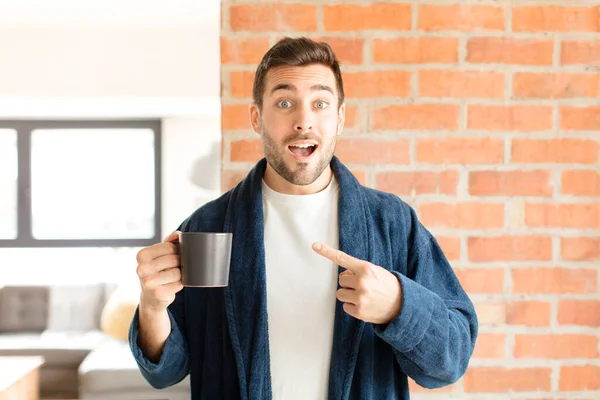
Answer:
xmin=129 ymin=156 xmax=478 ymax=399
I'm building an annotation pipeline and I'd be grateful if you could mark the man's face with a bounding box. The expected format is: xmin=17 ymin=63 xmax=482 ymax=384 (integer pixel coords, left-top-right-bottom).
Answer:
xmin=250 ymin=64 xmax=345 ymax=186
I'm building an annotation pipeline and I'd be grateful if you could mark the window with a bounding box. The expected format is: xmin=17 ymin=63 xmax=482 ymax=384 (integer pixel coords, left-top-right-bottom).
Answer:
xmin=0 ymin=120 xmax=162 ymax=248
xmin=0 ymin=129 xmax=18 ymax=240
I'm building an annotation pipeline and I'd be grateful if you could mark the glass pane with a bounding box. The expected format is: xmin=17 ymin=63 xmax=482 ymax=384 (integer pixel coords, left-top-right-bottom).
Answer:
xmin=0 ymin=129 xmax=18 ymax=239
xmin=31 ymin=129 xmax=156 ymax=239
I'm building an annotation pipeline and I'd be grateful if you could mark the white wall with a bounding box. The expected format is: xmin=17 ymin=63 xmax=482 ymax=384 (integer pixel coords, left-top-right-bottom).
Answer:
xmin=0 ymin=0 xmax=222 ymax=284
xmin=0 ymin=0 xmax=220 ymax=98
xmin=0 ymin=0 xmax=222 ymax=236
xmin=162 ymin=117 xmax=222 ymax=234
xmin=0 ymin=27 xmax=218 ymax=99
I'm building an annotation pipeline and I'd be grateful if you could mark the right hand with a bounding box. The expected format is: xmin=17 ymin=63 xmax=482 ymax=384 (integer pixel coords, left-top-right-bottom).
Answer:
xmin=136 ymin=231 xmax=184 ymax=313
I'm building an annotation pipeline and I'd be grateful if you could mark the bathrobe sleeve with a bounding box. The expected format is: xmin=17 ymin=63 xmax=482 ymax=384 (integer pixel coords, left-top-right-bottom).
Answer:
xmin=373 ymin=206 xmax=478 ymax=389
xmin=128 ymin=284 xmax=189 ymax=389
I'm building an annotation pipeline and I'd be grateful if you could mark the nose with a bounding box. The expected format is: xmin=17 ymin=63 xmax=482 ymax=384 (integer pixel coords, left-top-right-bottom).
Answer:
xmin=294 ymin=108 xmax=313 ymax=133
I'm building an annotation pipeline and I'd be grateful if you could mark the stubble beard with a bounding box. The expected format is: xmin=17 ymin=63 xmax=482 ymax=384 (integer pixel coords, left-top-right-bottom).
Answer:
xmin=260 ymin=124 xmax=337 ymax=186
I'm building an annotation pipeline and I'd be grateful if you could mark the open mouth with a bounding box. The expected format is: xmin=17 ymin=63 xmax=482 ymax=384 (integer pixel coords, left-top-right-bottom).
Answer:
xmin=288 ymin=143 xmax=318 ymax=160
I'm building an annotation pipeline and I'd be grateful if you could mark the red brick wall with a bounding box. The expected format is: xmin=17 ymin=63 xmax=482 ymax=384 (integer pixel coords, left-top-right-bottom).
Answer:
xmin=221 ymin=2 xmax=600 ymax=397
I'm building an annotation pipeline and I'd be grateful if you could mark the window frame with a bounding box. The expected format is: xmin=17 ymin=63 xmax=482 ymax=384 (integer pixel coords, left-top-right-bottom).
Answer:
xmin=0 ymin=119 xmax=162 ymax=248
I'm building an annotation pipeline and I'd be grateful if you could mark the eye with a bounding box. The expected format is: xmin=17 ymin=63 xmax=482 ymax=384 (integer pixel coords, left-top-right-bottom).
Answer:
xmin=278 ymin=100 xmax=292 ymax=108
xmin=315 ymin=101 xmax=328 ymax=109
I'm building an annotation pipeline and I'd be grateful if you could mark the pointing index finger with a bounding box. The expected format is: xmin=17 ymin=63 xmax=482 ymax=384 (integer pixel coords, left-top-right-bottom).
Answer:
xmin=312 ymin=242 xmax=366 ymax=274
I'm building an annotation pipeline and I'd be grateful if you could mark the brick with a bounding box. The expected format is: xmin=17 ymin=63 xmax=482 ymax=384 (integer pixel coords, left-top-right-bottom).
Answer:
xmin=513 ymin=6 xmax=600 ymax=33
xmin=408 ymin=378 xmax=455 ymax=393
xmin=561 ymin=237 xmax=600 ymax=261
xmin=551 ymin=396 xmax=595 ymax=400
xmin=334 ymin=139 xmax=409 ymax=165
xmin=549 ymin=396 xmax=599 ymax=399
xmin=468 ymin=105 xmax=553 ymax=132
xmin=222 ymin=169 xmax=249 ymax=192
xmin=560 ymin=106 xmax=600 ymax=131
xmin=230 ymin=139 xmax=263 ymax=163
xmin=350 ymin=170 xmax=366 ymax=186
xmin=472 ymin=333 xmax=506 ymax=359
xmin=468 ymin=236 xmax=552 ymax=262
xmin=344 ymin=71 xmax=411 ymax=98
xmin=230 ymin=71 xmax=255 ymax=99
xmin=435 ymin=236 xmax=461 ymax=261
xmin=419 ymin=70 xmax=504 ymax=99
xmin=418 ymin=5 xmax=505 ymax=32
xmin=343 ymin=106 xmax=357 ymax=128
xmin=372 ymin=104 xmax=459 ymax=131
xmin=312 ymin=37 xmax=364 ymax=65
xmin=376 ymin=170 xmax=459 ymax=196
xmin=474 ymin=301 xmax=506 ymax=325
xmin=464 ymin=367 xmax=551 ymax=392
xmin=562 ymin=40 xmax=600 ymax=65
xmin=373 ymin=38 xmax=459 ymax=64
xmin=323 ymin=3 xmax=411 ymax=32
xmin=222 ymin=104 xmax=250 ymax=131
xmin=525 ymin=203 xmax=600 ymax=229
xmin=514 ymin=334 xmax=599 ymax=359
xmin=221 ymin=37 xmax=271 ymax=64
xmin=417 ymin=137 xmax=504 ymax=164
xmin=454 ymin=268 xmax=504 ymax=294
xmin=506 ymin=301 xmax=551 ymax=327
xmin=561 ymin=170 xmax=600 ymax=196
xmin=558 ymin=300 xmax=600 ymax=327
xmin=467 ymin=38 xmax=553 ymax=65
xmin=469 ymin=170 xmax=552 ymax=197
xmin=514 ymin=73 xmax=599 ymax=99
xmin=560 ymin=366 xmax=600 ymax=391
xmin=419 ymin=202 xmax=504 ymax=230
xmin=230 ymin=4 xmax=317 ymax=32
xmin=512 ymin=267 xmax=597 ymax=294
xmin=512 ymin=139 xmax=599 ymax=164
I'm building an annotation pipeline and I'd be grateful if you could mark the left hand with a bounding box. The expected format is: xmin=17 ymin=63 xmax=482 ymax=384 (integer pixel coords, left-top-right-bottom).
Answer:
xmin=312 ymin=242 xmax=402 ymax=325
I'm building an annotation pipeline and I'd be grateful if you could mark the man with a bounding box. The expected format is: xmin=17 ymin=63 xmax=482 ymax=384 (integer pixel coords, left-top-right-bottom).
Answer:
xmin=130 ymin=37 xmax=478 ymax=400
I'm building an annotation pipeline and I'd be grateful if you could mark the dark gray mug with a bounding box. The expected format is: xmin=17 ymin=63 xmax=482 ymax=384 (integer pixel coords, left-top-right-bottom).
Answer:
xmin=179 ymin=232 xmax=232 ymax=287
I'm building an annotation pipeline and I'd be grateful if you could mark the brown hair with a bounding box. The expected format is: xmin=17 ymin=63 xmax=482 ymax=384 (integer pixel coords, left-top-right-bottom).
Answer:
xmin=252 ymin=37 xmax=345 ymax=109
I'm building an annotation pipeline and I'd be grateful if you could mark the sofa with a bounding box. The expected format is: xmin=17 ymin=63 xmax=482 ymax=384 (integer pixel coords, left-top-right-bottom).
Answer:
xmin=0 ymin=283 xmax=190 ymax=399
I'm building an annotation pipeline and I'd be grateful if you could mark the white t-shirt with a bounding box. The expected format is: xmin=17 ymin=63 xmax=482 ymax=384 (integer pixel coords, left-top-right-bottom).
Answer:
xmin=262 ymin=176 xmax=340 ymax=400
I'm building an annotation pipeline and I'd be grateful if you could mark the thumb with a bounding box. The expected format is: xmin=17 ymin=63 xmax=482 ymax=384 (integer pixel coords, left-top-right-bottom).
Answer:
xmin=163 ymin=230 xmax=181 ymax=243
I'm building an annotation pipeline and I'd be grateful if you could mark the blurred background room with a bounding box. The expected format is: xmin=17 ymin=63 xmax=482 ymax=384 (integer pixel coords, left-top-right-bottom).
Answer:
xmin=0 ymin=0 xmax=599 ymax=399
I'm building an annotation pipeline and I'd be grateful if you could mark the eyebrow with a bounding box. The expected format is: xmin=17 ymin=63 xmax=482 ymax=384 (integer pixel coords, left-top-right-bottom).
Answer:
xmin=270 ymin=83 xmax=334 ymax=95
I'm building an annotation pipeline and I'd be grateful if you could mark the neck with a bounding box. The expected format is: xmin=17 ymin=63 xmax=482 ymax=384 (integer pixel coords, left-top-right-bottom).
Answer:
xmin=263 ymin=164 xmax=333 ymax=195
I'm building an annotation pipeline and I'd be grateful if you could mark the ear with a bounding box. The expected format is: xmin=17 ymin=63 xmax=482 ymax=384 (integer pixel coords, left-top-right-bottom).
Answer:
xmin=249 ymin=103 xmax=261 ymax=135
xmin=337 ymin=103 xmax=346 ymax=136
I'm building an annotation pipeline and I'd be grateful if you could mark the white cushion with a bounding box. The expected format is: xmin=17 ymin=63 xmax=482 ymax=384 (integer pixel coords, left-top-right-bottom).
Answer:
xmin=0 ymin=331 xmax=108 ymax=366
xmin=78 ymin=338 xmax=190 ymax=395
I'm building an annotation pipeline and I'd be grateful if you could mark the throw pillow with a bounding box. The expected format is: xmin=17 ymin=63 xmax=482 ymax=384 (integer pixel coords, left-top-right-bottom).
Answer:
xmin=100 ymin=284 xmax=140 ymax=341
